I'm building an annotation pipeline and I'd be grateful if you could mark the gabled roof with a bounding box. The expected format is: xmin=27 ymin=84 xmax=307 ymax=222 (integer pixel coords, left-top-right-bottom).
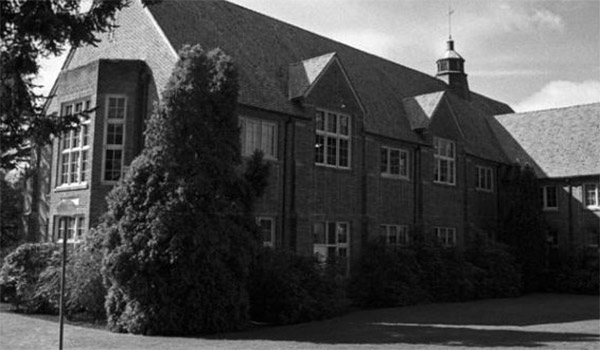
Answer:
xmin=493 ymin=103 xmax=600 ymax=178
xmin=146 ymin=0 xmax=513 ymax=148
xmin=403 ymin=91 xmax=445 ymax=131
xmin=289 ymin=53 xmax=336 ymax=100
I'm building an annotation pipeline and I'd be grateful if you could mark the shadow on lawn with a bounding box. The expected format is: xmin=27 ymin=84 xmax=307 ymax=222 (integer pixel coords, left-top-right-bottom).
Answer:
xmin=212 ymin=294 xmax=600 ymax=347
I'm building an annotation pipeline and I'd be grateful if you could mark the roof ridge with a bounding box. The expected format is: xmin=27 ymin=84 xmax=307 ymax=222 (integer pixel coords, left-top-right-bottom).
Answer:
xmin=497 ymin=102 xmax=600 ymax=118
xmin=218 ymin=0 xmax=440 ymax=81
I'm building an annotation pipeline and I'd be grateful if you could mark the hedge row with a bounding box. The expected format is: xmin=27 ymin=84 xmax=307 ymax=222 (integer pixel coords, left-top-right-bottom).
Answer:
xmin=349 ymin=236 xmax=523 ymax=308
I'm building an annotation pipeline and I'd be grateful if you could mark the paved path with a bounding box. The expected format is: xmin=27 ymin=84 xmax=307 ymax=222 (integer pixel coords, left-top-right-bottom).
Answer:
xmin=1 ymin=294 xmax=598 ymax=350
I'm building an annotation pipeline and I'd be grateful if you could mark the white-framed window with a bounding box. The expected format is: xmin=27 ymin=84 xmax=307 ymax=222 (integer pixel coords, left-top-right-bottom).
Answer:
xmin=240 ymin=117 xmax=277 ymax=159
xmin=57 ymin=100 xmax=91 ymax=188
xmin=257 ymin=217 xmax=275 ymax=247
xmin=583 ymin=184 xmax=599 ymax=209
xmin=541 ymin=186 xmax=558 ymax=210
xmin=56 ymin=216 xmax=85 ymax=243
xmin=315 ymin=110 xmax=351 ymax=169
xmin=434 ymin=137 xmax=456 ymax=185
xmin=380 ymin=146 xmax=409 ymax=179
xmin=476 ymin=166 xmax=493 ymax=192
xmin=102 ymin=96 xmax=127 ymax=183
xmin=313 ymin=221 xmax=350 ymax=270
xmin=380 ymin=224 xmax=410 ymax=246
xmin=434 ymin=227 xmax=457 ymax=247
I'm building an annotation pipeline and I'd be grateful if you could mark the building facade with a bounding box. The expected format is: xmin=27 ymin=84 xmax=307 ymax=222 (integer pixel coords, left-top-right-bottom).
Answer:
xmin=30 ymin=0 xmax=598 ymax=269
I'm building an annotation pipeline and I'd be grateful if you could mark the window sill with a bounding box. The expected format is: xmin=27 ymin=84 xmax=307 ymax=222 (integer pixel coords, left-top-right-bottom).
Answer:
xmin=381 ymin=174 xmax=410 ymax=181
xmin=433 ymin=180 xmax=456 ymax=187
xmin=55 ymin=183 xmax=88 ymax=192
xmin=475 ymin=188 xmax=494 ymax=193
xmin=543 ymin=207 xmax=559 ymax=212
xmin=584 ymin=206 xmax=600 ymax=211
xmin=316 ymin=163 xmax=351 ymax=171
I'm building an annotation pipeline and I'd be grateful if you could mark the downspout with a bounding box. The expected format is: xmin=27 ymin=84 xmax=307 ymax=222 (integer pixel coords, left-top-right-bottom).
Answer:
xmin=463 ymin=153 xmax=469 ymax=246
xmin=567 ymin=180 xmax=573 ymax=248
xmin=361 ymin=125 xmax=368 ymax=243
xmin=280 ymin=117 xmax=290 ymax=250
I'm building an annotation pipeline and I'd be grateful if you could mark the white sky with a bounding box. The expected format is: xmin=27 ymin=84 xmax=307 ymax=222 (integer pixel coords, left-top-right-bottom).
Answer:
xmin=35 ymin=0 xmax=600 ymax=112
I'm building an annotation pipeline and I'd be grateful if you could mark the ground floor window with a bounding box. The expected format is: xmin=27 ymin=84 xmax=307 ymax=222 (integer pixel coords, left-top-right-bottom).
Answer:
xmin=584 ymin=184 xmax=599 ymax=209
xmin=313 ymin=221 xmax=349 ymax=270
xmin=380 ymin=224 xmax=410 ymax=246
xmin=55 ymin=216 xmax=85 ymax=243
xmin=257 ymin=217 xmax=275 ymax=247
xmin=434 ymin=227 xmax=456 ymax=247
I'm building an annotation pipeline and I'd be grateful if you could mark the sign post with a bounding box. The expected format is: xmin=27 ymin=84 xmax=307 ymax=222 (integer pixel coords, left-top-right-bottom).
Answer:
xmin=55 ymin=200 xmax=77 ymax=350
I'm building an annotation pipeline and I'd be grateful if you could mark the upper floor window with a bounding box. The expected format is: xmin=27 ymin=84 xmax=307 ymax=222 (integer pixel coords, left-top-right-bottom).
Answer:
xmin=57 ymin=100 xmax=91 ymax=188
xmin=584 ymin=184 xmax=599 ymax=209
xmin=476 ymin=166 xmax=493 ymax=192
xmin=380 ymin=224 xmax=410 ymax=246
xmin=434 ymin=137 xmax=455 ymax=185
xmin=380 ymin=146 xmax=409 ymax=179
xmin=315 ymin=110 xmax=350 ymax=169
xmin=434 ymin=227 xmax=456 ymax=247
xmin=541 ymin=186 xmax=558 ymax=210
xmin=257 ymin=217 xmax=275 ymax=247
xmin=103 ymin=96 xmax=126 ymax=183
xmin=240 ymin=117 xmax=277 ymax=159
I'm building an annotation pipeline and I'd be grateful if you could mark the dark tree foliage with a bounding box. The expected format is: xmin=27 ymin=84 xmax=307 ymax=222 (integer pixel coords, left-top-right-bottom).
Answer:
xmin=0 ymin=0 xmax=159 ymax=169
xmin=499 ymin=165 xmax=547 ymax=292
xmin=0 ymin=175 xmax=23 ymax=254
xmin=101 ymin=45 xmax=268 ymax=335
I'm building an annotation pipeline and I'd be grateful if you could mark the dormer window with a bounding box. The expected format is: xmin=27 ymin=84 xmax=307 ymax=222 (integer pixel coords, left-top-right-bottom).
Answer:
xmin=315 ymin=110 xmax=350 ymax=169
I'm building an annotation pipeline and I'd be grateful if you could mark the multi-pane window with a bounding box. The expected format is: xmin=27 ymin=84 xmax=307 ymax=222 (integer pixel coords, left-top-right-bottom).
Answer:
xmin=541 ymin=186 xmax=558 ymax=210
xmin=476 ymin=166 xmax=493 ymax=192
xmin=103 ymin=96 xmax=126 ymax=182
xmin=240 ymin=117 xmax=277 ymax=159
xmin=380 ymin=147 xmax=409 ymax=178
xmin=315 ymin=110 xmax=350 ymax=169
xmin=434 ymin=227 xmax=457 ymax=247
xmin=258 ymin=217 xmax=275 ymax=247
xmin=380 ymin=225 xmax=410 ymax=246
xmin=313 ymin=221 xmax=350 ymax=270
xmin=434 ymin=137 xmax=456 ymax=185
xmin=56 ymin=216 xmax=85 ymax=243
xmin=57 ymin=100 xmax=91 ymax=187
xmin=584 ymin=184 xmax=599 ymax=209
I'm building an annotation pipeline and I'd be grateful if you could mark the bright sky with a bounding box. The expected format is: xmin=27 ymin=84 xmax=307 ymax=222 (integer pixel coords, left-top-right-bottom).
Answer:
xmin=36 ymin=0 xmax=600 ymax=112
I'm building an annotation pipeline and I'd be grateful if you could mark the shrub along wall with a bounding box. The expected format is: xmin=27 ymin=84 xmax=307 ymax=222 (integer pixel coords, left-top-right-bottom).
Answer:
xmin=0 ymin=234 xmax=107 ymax=320
xmin=248 ymin=248 xmax=347 ymax=325
xmin=349 ymin=235 xmax=523 ymax=308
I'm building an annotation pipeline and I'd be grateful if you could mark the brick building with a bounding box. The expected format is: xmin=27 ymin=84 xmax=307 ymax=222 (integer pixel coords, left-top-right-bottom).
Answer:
xmin=28 ymin=0 xmax=598 ymax=269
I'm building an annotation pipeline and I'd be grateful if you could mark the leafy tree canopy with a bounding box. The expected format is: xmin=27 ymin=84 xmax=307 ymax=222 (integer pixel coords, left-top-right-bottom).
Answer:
xmin=0 ymin=0 xmax=158 ymax=170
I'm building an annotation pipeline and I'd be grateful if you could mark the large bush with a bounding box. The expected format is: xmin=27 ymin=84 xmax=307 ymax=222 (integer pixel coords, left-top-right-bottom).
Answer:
xmin=35 ymin=229 xmax=107 ymax=320
xmin=350 ymin=234 xmax=522 ymax=308
xmin=101 ymin=45 xmax=268 ymax=335
xmin=0 ymin=243 xmax=59 ymax=312
xmin=249 ymin=248 xmax=347 ymax=325
xmin=543 ymin=249 xmax=599 ymax=295
xmin=349 ymin=241 xmax=424 ymax=307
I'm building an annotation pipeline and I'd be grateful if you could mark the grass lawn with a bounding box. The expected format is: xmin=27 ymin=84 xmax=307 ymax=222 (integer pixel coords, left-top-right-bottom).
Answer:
xmin=1 ymin=294 xmax=598 ymax=350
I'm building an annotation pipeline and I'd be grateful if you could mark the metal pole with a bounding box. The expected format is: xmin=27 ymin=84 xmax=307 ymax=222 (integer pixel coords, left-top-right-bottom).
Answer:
xmin=59 ymin=218 xmax=68 ymax=350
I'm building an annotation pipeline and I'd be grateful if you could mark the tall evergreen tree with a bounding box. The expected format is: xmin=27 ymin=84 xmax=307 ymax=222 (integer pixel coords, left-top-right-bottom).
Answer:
xmin=101 ymin=45 xmax=268 ymax=335
xmin=499 ymin=165 xmax=547 ymax=292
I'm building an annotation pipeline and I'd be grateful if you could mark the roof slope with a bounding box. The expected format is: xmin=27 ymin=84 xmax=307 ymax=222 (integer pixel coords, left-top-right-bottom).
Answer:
xmin=147 ymin=0 xmax=512 ymax=148
xmin=493 ymin=103 xmax=600 ymax=178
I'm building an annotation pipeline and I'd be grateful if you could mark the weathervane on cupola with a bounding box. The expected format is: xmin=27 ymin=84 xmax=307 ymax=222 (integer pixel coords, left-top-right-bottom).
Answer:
xmin=436 ymin=0 xmax=471 ymax=100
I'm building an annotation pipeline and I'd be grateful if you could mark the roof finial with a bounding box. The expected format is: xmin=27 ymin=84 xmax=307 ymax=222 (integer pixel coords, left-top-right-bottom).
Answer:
xmin=448 ymin=0 xmax=454 ymax=40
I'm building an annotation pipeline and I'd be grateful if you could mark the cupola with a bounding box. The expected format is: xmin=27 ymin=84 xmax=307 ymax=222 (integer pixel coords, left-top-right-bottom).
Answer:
xmin=436 ymin=39 xmax=470 ymax=100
